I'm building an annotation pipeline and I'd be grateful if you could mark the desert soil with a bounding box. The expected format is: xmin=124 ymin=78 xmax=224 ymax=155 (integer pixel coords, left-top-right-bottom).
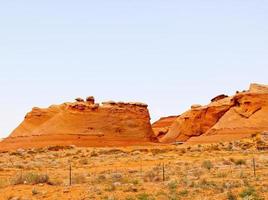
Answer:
xmin=0 ymin=140 xmax=268 ymax=200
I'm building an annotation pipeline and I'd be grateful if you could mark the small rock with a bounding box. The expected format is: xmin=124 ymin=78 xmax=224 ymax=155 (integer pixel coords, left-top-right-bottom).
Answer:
xmin=112 ymin=182 xmax=121 ymax=187
xmin=75 ymin=97 xmax=84 ymax=102
xmin=9 ymin=197 xmax=20 ymax=200
xmin=86 ymin=96 xmax=95 ymax=104
xmin=111 ymin=173 xmax=122 ymax=181
xmin=63 ymin=188 xmax=70 ymax=193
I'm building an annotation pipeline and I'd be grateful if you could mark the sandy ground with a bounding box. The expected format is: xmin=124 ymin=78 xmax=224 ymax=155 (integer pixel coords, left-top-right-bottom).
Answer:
xmin=0 ymin=140 xmax=268 ymax=200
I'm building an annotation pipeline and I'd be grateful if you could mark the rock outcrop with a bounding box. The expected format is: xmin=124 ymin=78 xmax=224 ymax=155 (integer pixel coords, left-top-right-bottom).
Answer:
xmin=159 ymin=97 xmax=232 ymax=143
xmin=158 ymin=83 xmax=268 ymax=144
xmin=152 ymin=116 xmax=178 ymax=138
xmin=0 ymin=97 xmax=154 ymax=150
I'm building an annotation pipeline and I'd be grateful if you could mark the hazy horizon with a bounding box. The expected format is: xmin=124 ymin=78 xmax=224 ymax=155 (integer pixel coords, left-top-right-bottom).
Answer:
xmin=0 ymin=1 xmax=268 ymax=138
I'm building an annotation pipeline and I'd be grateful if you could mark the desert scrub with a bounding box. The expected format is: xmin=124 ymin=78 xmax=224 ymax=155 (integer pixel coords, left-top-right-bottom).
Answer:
xmin=105 ymin=183 xmax=116 ymax=192
xmin=136 ymin=193 xmax=155 ymax=200
xmin=144 ymin=169 xmax=161 ymax=182
xmin=167 ymin=180 xmax=178 ymax=191
xmin=235 ymin=159 xmax=247 ymax=166
xmin=197 ymin=178 xmax=217 ymax=189
xmin=202 ymin=160 xmax=213 ymax=170
xmin=0 ymin=178 xmax=9 ymax=188
xmin=178 ymin=189 xmax=189 ymax=197
xmin=229 ymin=158 xmax=246 ymax=166
xmin=215 ymin=171 xmax=228 ymax=178
xmin=239 ymin=186 xmax=264 ymax=200
xmin=79 ymin=158 xmax=88 ymax=165
xmin=72 ymin=173 xmax=87 ymax=184
xmin=226 ymin=190 xmax=237 ymax=200
xmin=32 ymin=187 xmax=39 ymax=195
xmin=12 ymin=172 xmax=49 ymax=185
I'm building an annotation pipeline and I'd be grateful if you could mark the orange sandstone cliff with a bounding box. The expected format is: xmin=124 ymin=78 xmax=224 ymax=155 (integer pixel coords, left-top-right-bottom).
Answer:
xmin=152 ymin=116 xmax=178 ymax=138
xmin=1 ymin=83 xmax=268 ymax=149
xmin=0 ymin=97 xmax=155 ymax=150
xmin=156 ymin=83 xmax=268 ymax=144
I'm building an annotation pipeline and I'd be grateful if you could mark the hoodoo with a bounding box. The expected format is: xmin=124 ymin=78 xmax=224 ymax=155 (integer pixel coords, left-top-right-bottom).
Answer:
xmin=0 ymin=97 xmax=154 ymax=150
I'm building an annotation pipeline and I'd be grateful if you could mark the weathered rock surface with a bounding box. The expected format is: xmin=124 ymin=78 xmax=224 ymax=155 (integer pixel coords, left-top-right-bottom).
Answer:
xmin=159 ymin=97 xmax=232 ymax=143
xmin=158 ymin=83 xmax=268 ymax=144
xmin=249 ymin=83 xmax=268 ymax=93
xmin=0 ymin=97 xmax=154 ymax=150
xmin=152 ymin=116 xmax=178 ymax=138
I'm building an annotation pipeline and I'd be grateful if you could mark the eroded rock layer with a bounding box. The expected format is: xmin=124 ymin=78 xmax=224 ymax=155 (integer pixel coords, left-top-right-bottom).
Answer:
xmin=158 ymin=83 xmax=268 ymax=144
xmin=152 ymin=116 xmax=178 ymax=138
xmin=1 ymin=97 xmax=154 ymax=150
xmin=159 ymin=97 xmax=233 ymax=143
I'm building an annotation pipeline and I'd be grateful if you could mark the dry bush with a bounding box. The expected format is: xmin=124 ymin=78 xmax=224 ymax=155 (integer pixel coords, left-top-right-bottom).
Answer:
xmin=12 ymin=172 xmax=49 ymax=185
xmin=202 ymin=160 xmax=213 ymax=170
xmin=0 ymin=178 xmax=9 ymax=188
xmin=72 ymin=173 xmax=87 ymax=184
xmin=144 ymin=170 xmax=161 ymax=182
xmin=79 ymin=158 xmax=88 ymax=165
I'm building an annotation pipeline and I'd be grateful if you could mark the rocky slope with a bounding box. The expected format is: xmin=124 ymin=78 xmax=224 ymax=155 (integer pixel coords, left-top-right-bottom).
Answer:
xmin=158 ymin=83 xmax=268 ymax=144
xmin=152 ymin=116 xmax=178 ymax=138
xmin=0 ymin=97 xmax=155 ymax=150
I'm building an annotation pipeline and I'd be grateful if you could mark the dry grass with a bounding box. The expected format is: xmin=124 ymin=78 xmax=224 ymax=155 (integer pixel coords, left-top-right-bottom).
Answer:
xmin=0 ymin=138 xmax=267 ymax=199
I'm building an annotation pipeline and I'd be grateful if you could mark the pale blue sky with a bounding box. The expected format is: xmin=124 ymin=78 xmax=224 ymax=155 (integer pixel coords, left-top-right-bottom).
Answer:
xmin=0 ymin=1 xmax=267 ymax=138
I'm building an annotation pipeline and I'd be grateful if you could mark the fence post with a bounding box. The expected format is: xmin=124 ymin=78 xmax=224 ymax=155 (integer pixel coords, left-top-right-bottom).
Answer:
xmin=69 ymin=163 xmax=72 ymax=186
xmin=162 ymin=163 xmax=165 ymax=182
xmin=140 ymin=161 xmax=143 ymax=176
xmin=253 ymin=158 xmax=256 ymax=178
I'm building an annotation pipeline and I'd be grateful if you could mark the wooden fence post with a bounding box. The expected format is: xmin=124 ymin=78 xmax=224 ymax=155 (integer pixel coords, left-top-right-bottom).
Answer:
xmin=69 ymin=163 xmax=72 ymax=186
xmin=253 ymin=158 xmax=256 ymax=178
xmin=162 ymin=163 xmax=165 ymax=182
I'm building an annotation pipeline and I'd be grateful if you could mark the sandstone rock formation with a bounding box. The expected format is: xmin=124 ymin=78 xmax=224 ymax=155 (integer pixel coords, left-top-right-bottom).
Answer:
xmin=152 ymin=116 xmax=178 ymax=138
xmin=159 ymin=97 xmax=232 ymax=143
xmin=158 ymin=83 xmax=268 ymax=144
xmin=249 ymin=83 xmax=268 ymax=93
xmin=0 ymin=97 xmax=154 ymax=150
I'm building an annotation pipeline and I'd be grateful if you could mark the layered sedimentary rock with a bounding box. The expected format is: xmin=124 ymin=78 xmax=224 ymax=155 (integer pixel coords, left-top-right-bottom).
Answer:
xmin=152 ymin=116 xmax=178 ymax=138
xmin=158 ymin=83 xmax=268 ymax=144
xmin=1 ymin=97 xmax=154 ymax=150
xmin=192 ymin=92 xmax=268 ymax=143
xmin=159 ymin=97 xmax=232 ymax=143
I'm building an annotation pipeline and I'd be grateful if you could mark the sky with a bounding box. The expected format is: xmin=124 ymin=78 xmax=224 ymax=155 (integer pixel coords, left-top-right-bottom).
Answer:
xmin=0 ymin=1 xmax=267 ymax=138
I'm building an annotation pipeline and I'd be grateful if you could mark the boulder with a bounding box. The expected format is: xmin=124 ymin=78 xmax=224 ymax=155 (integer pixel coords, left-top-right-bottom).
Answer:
xmin=86 ymin=96 xmax=95 ymax=104
xmin=191 ymin=104 xmax=202 ymax=109
xmin=211 ymin=94 xmax=228 ymax=102
xmin=75 ymin=97 xmax=84 ymax=102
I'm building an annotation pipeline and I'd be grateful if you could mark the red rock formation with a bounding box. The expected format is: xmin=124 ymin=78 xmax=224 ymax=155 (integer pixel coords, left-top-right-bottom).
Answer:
xmin=159 ymin=97 xmax=232 ymax=143
xmin=152 ymin=116 xmax=178 ymax=138
xmin=211 ymin=94 xmax=228 ymax=102
xmin=190 ymin=92 xmax=268 ymax=144
xmin=0 ymin=98 xmax=154 ymax=150
xmin=159 ymin=83 xmax=268 ymax=144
